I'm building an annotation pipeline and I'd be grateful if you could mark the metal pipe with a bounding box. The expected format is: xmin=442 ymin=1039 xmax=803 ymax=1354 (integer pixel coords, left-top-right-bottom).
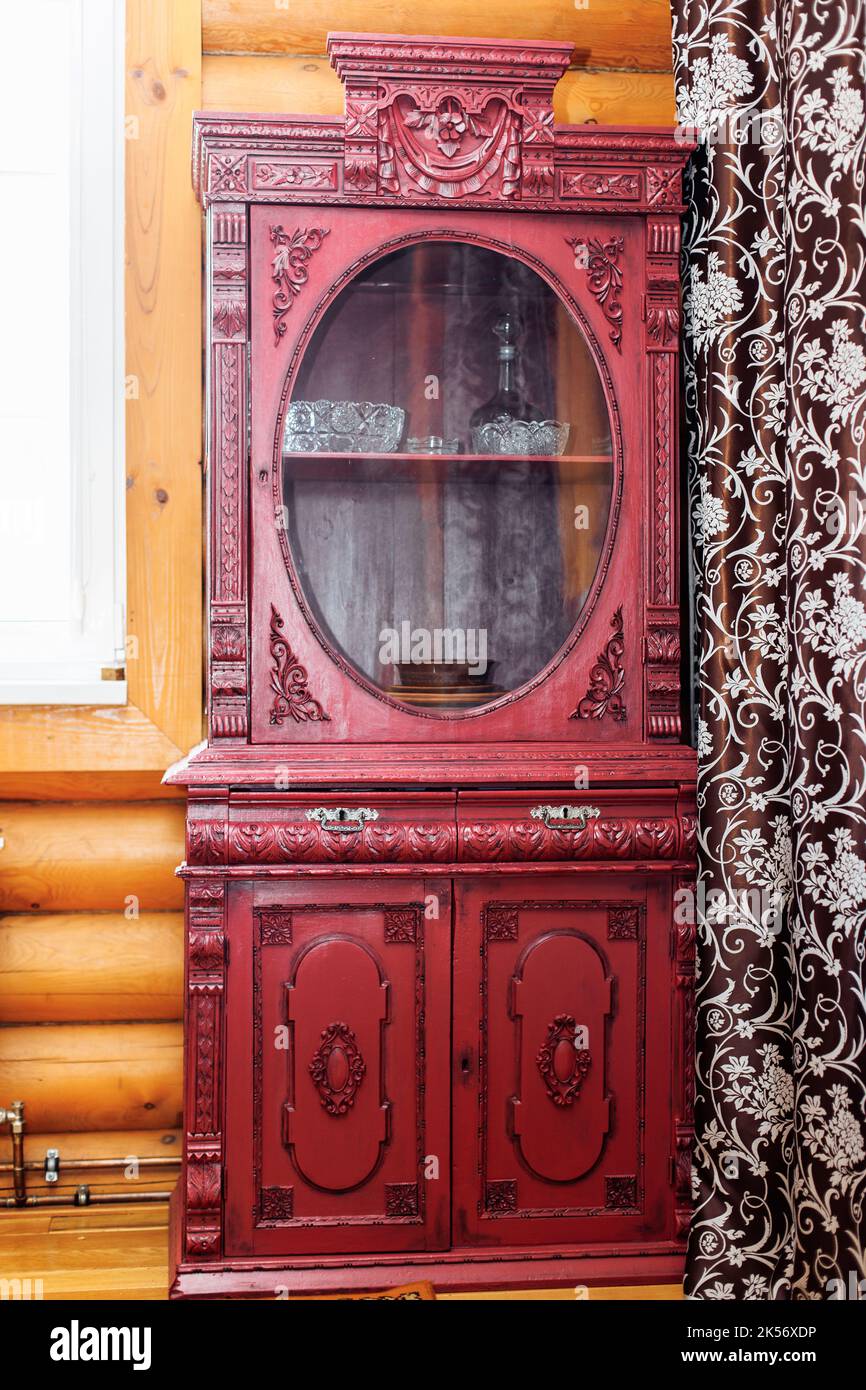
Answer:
xmin=0 ymin=1155 xmax=178 ymax=1174
xmin=0 ymin=1101 xmax=26 ymax=1206
xmin=2 ymin=1190 xmax=171 ymax=1209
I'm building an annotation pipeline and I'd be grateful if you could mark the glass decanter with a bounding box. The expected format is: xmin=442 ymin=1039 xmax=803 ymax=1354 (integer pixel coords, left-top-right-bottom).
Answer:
xmin=469 ymin=313 xmax=543 ymax=444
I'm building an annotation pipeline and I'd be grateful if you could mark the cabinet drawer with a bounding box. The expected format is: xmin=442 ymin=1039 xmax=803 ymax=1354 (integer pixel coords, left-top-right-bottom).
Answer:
xmin=218 ymin=792 xmax=457 ymax=865
xmin=456 ymin=789 xmax=688 ymax=862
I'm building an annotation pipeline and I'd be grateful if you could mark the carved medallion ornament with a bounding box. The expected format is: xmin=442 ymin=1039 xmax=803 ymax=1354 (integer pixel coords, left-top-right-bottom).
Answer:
xmin=270 ymin=225 xmax=329 ymax=343
xmin=536 ymin=1016 xmax=592 ymax=1107
xmin=268 ymin=605 xmax=330 ymax=725
xmin=571 ymin=607 xmax=627 ymax=722
xmin=567 ymin=235 xmax=624 ymax=350
xmin=309 ymin=1022 xmax=366 ymax=1116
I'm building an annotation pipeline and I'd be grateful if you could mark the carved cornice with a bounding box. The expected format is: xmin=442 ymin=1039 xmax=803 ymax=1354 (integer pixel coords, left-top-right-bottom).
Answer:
xmin=191 ymin=37 xmax=693 ymax=210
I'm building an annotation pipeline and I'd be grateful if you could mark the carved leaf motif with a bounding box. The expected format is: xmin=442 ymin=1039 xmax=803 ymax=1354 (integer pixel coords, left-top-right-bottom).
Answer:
xmin=571 ymin=607 xmax=627 ymax=722
xmin=566 ymin=234 xmax=624 ymax=350
xmin=309 ymin=1022 xmax=366 ymax=1116
xmin=212 ymin=298 xmax=246 ymax=338
xmin=187 ymin=1157 xmax=221 ymax=1211
xmin=536 ymin=1015 xmax=592 ymax=1106
xmin=268 ymin=605 xmax=330 ymax=725
xmin=270 ymin=225 xmax=329 ymax=343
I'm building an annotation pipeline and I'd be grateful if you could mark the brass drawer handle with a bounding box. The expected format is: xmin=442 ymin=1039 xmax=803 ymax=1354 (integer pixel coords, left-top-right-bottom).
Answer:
xmin=304 ymin=806 xmax=379 ymax=834
xmin=530 ymin=804 xmax=600 ymax=829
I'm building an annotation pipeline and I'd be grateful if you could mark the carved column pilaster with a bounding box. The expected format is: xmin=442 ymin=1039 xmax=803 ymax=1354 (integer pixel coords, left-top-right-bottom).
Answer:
xmin=672 ymin=873 xmax=696 ymax=1237
xmin=344 ymin=81 xmax=379 ymax=193
xmin=644 ymin=215 xmax=682 ymax=739
xmin=520 ymin=91 xmax=555 ymax=199
xmin=185 ymin=879 xmax=226 ymax=1257
xmin=209 ymin=204 xmax=249 ymax=742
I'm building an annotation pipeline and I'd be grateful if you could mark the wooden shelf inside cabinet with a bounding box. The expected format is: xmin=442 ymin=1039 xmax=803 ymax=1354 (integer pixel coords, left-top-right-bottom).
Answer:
xmin=281 ymin=451 xmax=615 ymax=481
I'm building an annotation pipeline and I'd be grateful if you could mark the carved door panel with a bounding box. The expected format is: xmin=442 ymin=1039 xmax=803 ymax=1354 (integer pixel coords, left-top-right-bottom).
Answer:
xmin=249 ymin=203 xmax=647 ymax=746
xmin=452 ymin=873 xmax=673 ymax=1246
xmin=224 ymin=877 xmax=451 ymax=1256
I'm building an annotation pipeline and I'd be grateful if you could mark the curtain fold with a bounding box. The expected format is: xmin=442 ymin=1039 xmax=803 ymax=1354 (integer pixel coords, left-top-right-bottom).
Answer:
xmin=672 ymin=0 xmax=866 ymax=1297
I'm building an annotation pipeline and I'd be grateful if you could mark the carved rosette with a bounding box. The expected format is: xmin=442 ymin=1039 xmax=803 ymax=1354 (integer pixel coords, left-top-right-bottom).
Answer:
xmin=673 ymin=876 xmax=696 ymax=1236
xmin=605 ymin=1175 xmax=639 ymax=1211
xmin=209 ymin=206 xmax=249 ymax=744
xmin=384 ymin=1182 xmax=420 ymax=1218
xmin=484 ymin=1179 xmax=517 ymax=1215
xmin=185 ymin=881 xmax=226 ymax=1259
xmin=571 ymin=607 xmax=627 ymax=722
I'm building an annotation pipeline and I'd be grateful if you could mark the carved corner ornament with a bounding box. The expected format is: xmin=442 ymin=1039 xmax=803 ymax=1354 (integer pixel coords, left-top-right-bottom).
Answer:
xmin=571 ymin=607 xmax=627 ymax=722
xmin=270 ymin=225 xmax=329 ymax=343
xmin=566 ymin=234 xmax=624 ymax=350
xmin=268 ymin=605 xmax=330 ymax=725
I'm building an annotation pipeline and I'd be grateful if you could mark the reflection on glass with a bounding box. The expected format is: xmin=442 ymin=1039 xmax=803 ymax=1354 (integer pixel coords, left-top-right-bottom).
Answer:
xmin=280 ymin=242 xmax=614 ymax=711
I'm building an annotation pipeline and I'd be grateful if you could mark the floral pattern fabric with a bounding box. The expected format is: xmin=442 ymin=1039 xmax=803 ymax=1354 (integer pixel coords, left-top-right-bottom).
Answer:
xmin=671 ymin=0 xmax=866 ymax=1297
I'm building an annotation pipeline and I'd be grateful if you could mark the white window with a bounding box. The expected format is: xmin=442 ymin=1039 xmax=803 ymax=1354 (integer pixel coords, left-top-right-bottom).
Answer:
xmin=0 ymin=0 xmax=125 ymax=704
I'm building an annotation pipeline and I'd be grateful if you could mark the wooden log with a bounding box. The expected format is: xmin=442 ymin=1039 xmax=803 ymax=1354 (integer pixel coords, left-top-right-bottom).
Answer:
xmin=202 ymin=55 xmax=676 ymax=125
xmin=0 ymin=772 xmax=184 ymax=802
xmin=0 ymin=803 xmax=185 ymax=912
xmin=0 ymin=914 xmax=183 ymax=1023
xmin=202 ymin=0 xmax=674 ymax=73
xmin=0 ymin=1128 xmax=181 ymax=1198
xmin=0 ymin=706 xmax=183 ymax=778
xmin=0 ymin=1023 xmax=182 ymax=1133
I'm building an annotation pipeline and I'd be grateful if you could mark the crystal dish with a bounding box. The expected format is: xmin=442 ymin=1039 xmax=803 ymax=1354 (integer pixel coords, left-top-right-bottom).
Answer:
xmin=283 ymin=400 xmax=405 ymax=454
xmin=470 ymin=419 xmax=570 ymax=456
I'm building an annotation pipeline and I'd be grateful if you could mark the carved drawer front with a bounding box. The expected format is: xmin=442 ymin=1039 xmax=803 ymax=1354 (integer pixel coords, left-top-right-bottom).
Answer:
xmin=456 ymin=789 xmax=691 ymax=863
xmin=452 ymin=874 xmax=674 ymax=1247
xmin=218 ymin=791 xmax=457 ymax=866
xmin=223 ymin=878 xmax=451 ymax=1257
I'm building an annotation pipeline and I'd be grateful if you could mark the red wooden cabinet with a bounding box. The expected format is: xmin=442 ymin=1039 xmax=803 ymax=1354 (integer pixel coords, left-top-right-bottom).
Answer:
xmin=168 ymin=32 xmax=696 ymax=1296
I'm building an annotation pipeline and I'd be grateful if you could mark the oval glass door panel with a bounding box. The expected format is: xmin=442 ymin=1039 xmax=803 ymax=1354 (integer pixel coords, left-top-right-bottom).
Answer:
xmin=280 ymin=242 xmax=614 ymax=712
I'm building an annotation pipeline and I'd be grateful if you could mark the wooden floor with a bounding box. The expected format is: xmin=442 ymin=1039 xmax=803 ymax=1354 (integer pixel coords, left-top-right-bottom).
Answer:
xmin=0 ymin=1203 xmax=682 ymax=1300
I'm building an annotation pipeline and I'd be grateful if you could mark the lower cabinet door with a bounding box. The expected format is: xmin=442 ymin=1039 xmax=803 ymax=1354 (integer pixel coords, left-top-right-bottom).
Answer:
xmin=224 ymin=878 xmax=451 ymax=1257
xmin=453 ymin=873 xmax=674 ymax=1247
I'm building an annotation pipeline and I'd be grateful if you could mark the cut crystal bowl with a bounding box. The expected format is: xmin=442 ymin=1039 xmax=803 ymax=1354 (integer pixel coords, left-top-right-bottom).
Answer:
xmin=283 ymin=400 xmax=405 ymax=453
xmin=470 ymin=420 xmax=570 ymax=456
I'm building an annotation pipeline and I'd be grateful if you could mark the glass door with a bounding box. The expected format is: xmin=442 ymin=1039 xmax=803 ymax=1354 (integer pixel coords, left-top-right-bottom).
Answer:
xmin=278 ymin=240 xmax=614 ymax=714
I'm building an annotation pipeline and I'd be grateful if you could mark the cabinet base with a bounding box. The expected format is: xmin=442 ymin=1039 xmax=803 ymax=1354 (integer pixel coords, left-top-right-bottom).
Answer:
xmin=170 ymin=1185 xmax=684 ymax=1298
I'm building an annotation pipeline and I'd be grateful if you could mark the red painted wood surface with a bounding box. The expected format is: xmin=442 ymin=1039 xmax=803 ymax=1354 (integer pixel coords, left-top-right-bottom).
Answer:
xmin=452 ymin=874 xmax=673 ymax=1246
xmin=169 ymin=31 xmax=697 ymax=1297
xmin=223 ymin=877 xmax=451 ymax=1257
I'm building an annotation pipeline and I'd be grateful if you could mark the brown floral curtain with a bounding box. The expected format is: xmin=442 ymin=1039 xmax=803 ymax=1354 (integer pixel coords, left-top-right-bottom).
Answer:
xmin=671 ymin=0 xmax=866 ymax=1296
